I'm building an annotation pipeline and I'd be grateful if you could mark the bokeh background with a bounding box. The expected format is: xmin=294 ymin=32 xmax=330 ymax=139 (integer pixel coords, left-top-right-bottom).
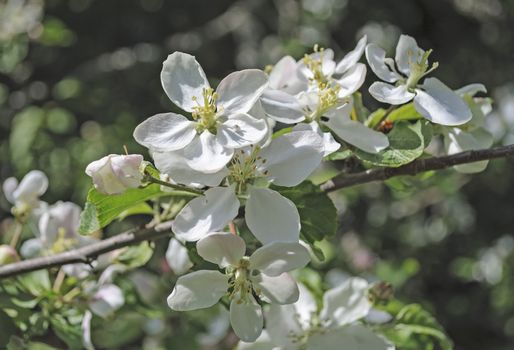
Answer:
xmin=1 ymin=0 xmax=514 ymax=349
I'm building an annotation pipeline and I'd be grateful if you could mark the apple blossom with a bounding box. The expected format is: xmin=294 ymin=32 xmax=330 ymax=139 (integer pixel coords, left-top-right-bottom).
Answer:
xmin=133 ymin=52 xmax=269 ymax=173
xmin=85 ymin=154 xmax=144 ymax=195
xmin=2 ymin=170 xmax=48 ymax=219
xmin=165 ymin=237 xmax=193 ymax=275
xmin=167 ymin=233 xmax=310 ymax=342
xmin=171 ymin=130 xmax=324 ymax=244
xmin=366 ymin=34 xmax=471 ymax=126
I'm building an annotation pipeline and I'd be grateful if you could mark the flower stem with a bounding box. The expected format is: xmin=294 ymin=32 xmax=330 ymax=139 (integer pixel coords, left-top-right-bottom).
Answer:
xmin=145 ymin=175 xmax=204 ymax=196
xmin=53 ymin=268 xmax=66 ymax=292
xmin=9 ymin=221 xmax=23 ymax=248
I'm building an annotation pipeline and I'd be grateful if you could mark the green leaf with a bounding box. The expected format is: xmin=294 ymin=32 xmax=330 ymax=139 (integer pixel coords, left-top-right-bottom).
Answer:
xmin=272 ymin=127 xmax=292 ymax=139
xmin=355 ymin=121 xmax=430 ymax=167
xmin=352 ymin=92 xmax=370 ymax=123
xmin=366 ymin=108 xmax=387 ymax=128
xmin=50 ymin=315 xmax=83 ymax=350
xmin=117 ymin=202 xmax=154 ymax=221
xmin=387 ymin=103 xmax=423 ymax=122
xmin=325 ymin=149 xmax=353 ymax=161
xmin=92 ymin=312 xmax=145 ymax=348
xmin=383 ymin=303 xmax=454 ymax=350
xmin=16 ymin=270 xmax=51 ymax=296
xmin=115 ymin=241 xmax=154 ymax=268
xmin=273 ymin=181 xmax=337 ymax=244
xmin=0 ymin=310 xmax=18 ymax=347
xmin=79 ymin=184 xmax=164 ymax=234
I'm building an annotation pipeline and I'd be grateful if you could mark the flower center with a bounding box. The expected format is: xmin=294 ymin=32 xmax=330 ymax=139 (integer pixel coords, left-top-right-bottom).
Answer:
xmin=303 ymin=45 xmax=330 ymax=84
xmin=50 ymin=227 xmax=76 ymax=254
xmin=405 ymin=49 xmax=439 ymax=89
xmin=227 ymin=257 xmax=255 ymax=304
xmin=228 ymin=146 xmax=269 ymax=194
xmin=191 ymin=87 xmax=220 ymax=134
xmin=305 ymin=83 xmax=342 ymax=122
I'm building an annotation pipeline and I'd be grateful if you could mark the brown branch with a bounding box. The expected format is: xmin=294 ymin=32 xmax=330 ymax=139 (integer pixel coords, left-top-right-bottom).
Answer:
xmin=321 ymin=144 xmax=514 ymax=192
xmin=0 ymin=221 xmax=173 ymax=279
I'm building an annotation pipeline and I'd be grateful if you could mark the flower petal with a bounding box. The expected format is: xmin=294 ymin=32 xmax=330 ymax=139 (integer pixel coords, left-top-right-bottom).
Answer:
xmin=265 ymin=303 xmax=303 ymax=349
xmin=259 ymin=130 xmax=324 ymax=187
xmin=414 ymin=78 xmax=472 ymax=126
xmin=365 ymin=44 xmax=401 ymax=83
xmin=133 ymin=113 xmax=196 ymax=152
xmin=335 ymin=35 xmax=367 ymax=74
xmin=167 ymin=270 xmax=228 ymax=311
xmin=230 ymin=295 xmax=263 ymax=342
xmin=88 ymin=284 xmax=125 ymax=318
xmin=161 ymin=52 xmax=209 ymax=112
xmin=455 ymin=83 xmax=487 ymax=96
xmin=183 ymin=131 xmax=234 ymax=173
xmin=217 ymin=69 xmax=268 ymax=115
xmin=445 ymin=128 xmax=493 ymax=173
xmin=197 ymin=233 xmax=246 ymax=268
xmin=237 ymin=331 xmax=274 ymax=350
xmin=152 ymin=149 xmax=228 ymax=188
xmin=319 ymin=277 xmax=371 ymax=327
xmin=395 ymin=34 xmax=425 ymax=77
xmin=252 ymin=272 xmax=299 ymax=304
xmin=336 ymin=63 xmax=367 ymax=98
xmin=172 ymin=186 xmax=240 ymax=242
xmin=307 ymin=325 xmax=394 ymax=350
xmin=245 ymin=187 xmax=300 ymax=244
xmin=165 ymin=238 xmax=193 ymax=275
xmin=269 ymin=55 xmax=305 ymax=92
xmin=260 ymin=89 xmax=305 ymax=124
xmin=249 ymin=242 xmax=310 ymax=276
xmin=13 ymin=170 xmax=48 ymax=205
xmin=323 ymin=104 xmax=389 ymax=153
xmin=292 ymin=122 xmax=340 ymax=156
xmin=217 ymin=113 xmax=268 ymax=148
xmin=369 ymin=82 xmax=415 ymax=105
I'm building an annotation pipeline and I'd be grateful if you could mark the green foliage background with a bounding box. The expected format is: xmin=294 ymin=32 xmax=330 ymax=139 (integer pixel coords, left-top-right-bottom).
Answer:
xmin=1 ymin=0 xmax=514 ymax=349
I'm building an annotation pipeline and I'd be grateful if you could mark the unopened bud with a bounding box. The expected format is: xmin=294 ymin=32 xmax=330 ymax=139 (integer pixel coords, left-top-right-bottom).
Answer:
xmin=85 ymin=154 xmax=144 ymax=195
xmin=0 ymin=244 xmax=20 ymax=265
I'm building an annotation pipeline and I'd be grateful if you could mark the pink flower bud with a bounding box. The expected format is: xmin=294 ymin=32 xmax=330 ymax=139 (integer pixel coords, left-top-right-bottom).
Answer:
xmin=85 ymin=154 xmax=144 ymax=195
xmin=0 ymin=244 xmax=20 ymax=265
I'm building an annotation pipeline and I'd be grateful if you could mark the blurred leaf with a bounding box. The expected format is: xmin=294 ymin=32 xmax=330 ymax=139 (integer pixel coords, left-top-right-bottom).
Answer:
xmin=0 ymin=310 xmax=18 ymax=347
xmin=91 ymin=311 xmax=145 ymax=348
xmin=9 ymin=107 xmax=45 ymax=167
xmin=50 ymin=315 xmax=83 ymax=350
xmin=16 ymin=270 xmax=51 ymax=296
xmin=117 ymin=202 xmax=154 ymax=221
xmin=375 ymin=258 xmax=420 ymax=288
xmin=273 ymin=181 xmax=337 ymax=244
xmin=355 ymin=121 xmax=431 ymax=167
xmin=115 ymin=241 xmax=154 ymax=269
xmin=38 ymin=18 xmax=75 ymax=47
xmin=79 ymin=184 xmax=164 ymax=234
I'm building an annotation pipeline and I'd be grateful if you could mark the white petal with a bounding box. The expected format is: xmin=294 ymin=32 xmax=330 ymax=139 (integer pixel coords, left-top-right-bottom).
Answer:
xmin=336 ymin=63 xmax=367 ymax=98
xmin=445 ymin=128 xmax=493 ymax=173
xmin=319 ymin=277 xmax=371 ymax=327
xmin=249 ymin=242 xmax=310 ymax=276
xmin=230 ymin=295 xmax=263 ymax=342
xmin=13 ymin=170 xmax=48 ymax=205
xmin=252 ymin=272 xmax=299 ymax=304
xmin=395 ymin=34 xmax=424 ymax=76
xmin=323 ymin=104 xmax=389 ymax=153
xmin=133 ymin=113 xmax=196 ymax=152
xmin=82 ymin=311 xmax=94 ymax=350
xmin=196 ymin=233 xmax=246 ymax=268
xmin=365 ymin=44 xmax=401 ymax=83
xmin=183 ymin=131 xmax=234 ymax=173
xmin=414 ymin=78 xmax=472 ymax=126
xmin=265 ymin=304 xmax=303 ymax=349
xmin=152 ymin=149 xmax=228 ymax=187
xmin=167 ymin=270 xmax=228 ymax=311
xmin=259 ymin=130 xmax=324 ymax=187
xmin=161 ymin=52 xmax=209 ymax=112
xmin=249 ymin=100 xmax=275 ymax=147
xmin=20 ymin=238 xmax=43 ymax=258
xmin=245 ymin=187 xmax=300 ymax=244
xmin=260 ymin=89 xmax=305 ymax=124
xmin=292 ymin=122 xmax=340 ymax=156
xmin=2 ymin=177 xmax=17 ymax=204
xmin=455 ymin=83 xmax=487 ymax=97
xmin=369 ymin=82 xmax=415 ymax=105
xmin=217 ymin=69 xmax=268 ymax=115
xmin=335 ymin=35 xmax=367 ymax=74
xmin=237 ymin=331 xmax=275 ymax=350
xmin=269 ymin=56 xmax=298 ymax=90
xmin=172 ymin=186 xmax=240 ymax=242
xmin=217 ymin=113 xmax=268 ymax=148
xmin=88 ymin=284 xmax=124 ymax=318
xmin=307 ymin=325 xmax=393 ymax=350
xmin=294 ymin=283 xmax=318 ymax=328
xmin=165 ymin=238 xmax=193 ymax=275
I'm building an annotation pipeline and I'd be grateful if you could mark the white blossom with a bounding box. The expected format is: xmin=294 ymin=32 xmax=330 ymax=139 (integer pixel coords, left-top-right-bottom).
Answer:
xmin=2 ymin=170 xmax=48 ymax=218
xmin=366 ymin=34 xmax=471 ymax=126
xmin=134 ymin=52 xmax=269 ymax=173
xmin=167 ymin=232 xmax=310 ymax=342
xmin=171 ymin=130 xmax=324 ymax=244
xmin=165 ymin=237 xmax=193 ymax=275
xmin=85 ymin=154 xmax=144 ymax=195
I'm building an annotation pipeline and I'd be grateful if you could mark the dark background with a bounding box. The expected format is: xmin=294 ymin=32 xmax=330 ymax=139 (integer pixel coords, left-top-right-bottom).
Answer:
xmin=1 ymin=0 xmax=514 ymax=349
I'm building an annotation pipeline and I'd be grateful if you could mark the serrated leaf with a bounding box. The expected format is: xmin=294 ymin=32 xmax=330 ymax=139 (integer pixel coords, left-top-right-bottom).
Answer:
xmin=79 ymin=184 xmax=164 ymax=234
xmin=355 ymin=121 xmax=430 ymax=167
xmin=273 ymin=181 xmax=337 ymax=244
